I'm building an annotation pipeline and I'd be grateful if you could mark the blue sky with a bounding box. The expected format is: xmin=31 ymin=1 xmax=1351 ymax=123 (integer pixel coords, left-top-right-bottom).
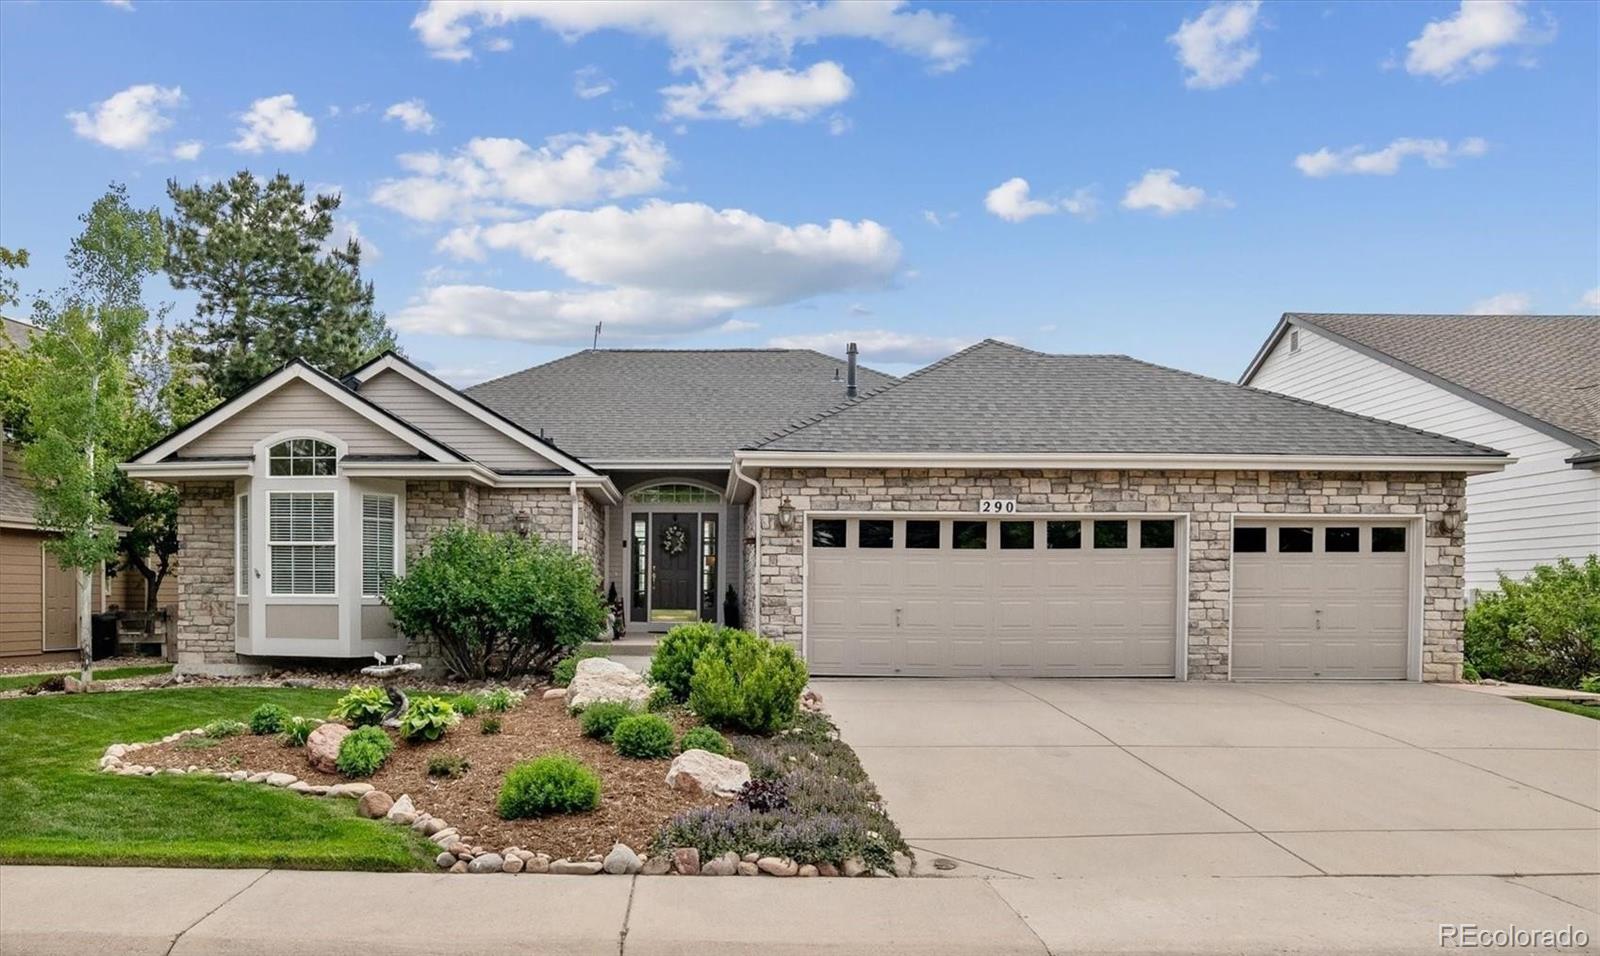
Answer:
xmin=1 ymin=1 xmax=1595 ymax=383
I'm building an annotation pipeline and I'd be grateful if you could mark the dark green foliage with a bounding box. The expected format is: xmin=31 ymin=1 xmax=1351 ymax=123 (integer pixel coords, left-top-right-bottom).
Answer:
xmin=202 ymin=719 xmax=246 ymax=739
xmin=647 ymin=685 xmax=675 ymax=713
xmin=611 ymin=713 xmax=675 ymax=758
xmin=552 ymin=647 xmax=605 ymax=688
xmin=248 ymin=703 xmax=290 ymax=736
xmin=330 ymin=687 xmax=390 ymax=727
xmin=678 ymin=725 xmax=729 ymax=756
xmin=451 ymin=694 xmax=480 ymax=717
xmin=427 ymin=754 xmax=471 ymax=778
xmin=398 ymin=696 xmax=457 ymax=743
xmin=578 ymin=701 xmax=636 ymax=741
xmin=164 ymin=171 xmax=394 ymax=397
xmin=480 ymin=717 xmax=502 ymax=735
xmin=647 ymin=622 xmax=721 ymax=702
xmin=336 ymin=726 xmax=395 ymax=777
xmin=497 ymin=755 xmax=601 ymax=819
xmin=384 ymin=525 xmax=606 ymax=680
xmin=688 ymin=629 xmax=808 ymax=735
xmin=1465 ymin=557 xmax=1600 ymax=689
xmin=281 ymin=716 xmax=318 ymax=747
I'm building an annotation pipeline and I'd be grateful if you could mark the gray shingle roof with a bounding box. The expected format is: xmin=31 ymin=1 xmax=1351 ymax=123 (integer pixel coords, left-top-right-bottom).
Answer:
xmin=749 ymin=340 xmax=1505 ymax=458
xmin=2 ymin=316 xmax=35 ymax=350
xmin=0 ymin=461 xmax=39 ymax=526
xmin=466 ymin=349 xmax=895 ymax=461
xmin=1282 ymin=313 xmax=1600 ymax=448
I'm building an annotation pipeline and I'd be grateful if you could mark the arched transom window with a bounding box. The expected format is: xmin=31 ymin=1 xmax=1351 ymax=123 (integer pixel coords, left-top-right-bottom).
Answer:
xmin=629 ymin=483 xmax=719 ymax=504
xmin=268 ymin=438 xmax=337 ymax=476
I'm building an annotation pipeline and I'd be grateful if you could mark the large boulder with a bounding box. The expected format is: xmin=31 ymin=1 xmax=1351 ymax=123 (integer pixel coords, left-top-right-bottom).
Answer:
xmin=305 ymin=723 xmax=351 ymax=774
xmin=665 ymin=749 xmax=751 ymax=797
xmin=567 ymin=658 xmax=651 ymax=711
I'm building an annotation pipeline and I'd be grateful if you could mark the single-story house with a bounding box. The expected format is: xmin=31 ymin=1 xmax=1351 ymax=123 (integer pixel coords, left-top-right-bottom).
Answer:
xmin=124 ymin=339 xmax=1510 ymax=681
xmin=1240 ymin=313 xmax=1599 ymax=594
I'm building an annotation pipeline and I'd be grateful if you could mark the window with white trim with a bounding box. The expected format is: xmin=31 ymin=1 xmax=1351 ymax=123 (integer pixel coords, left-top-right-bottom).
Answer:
xmin=236 ymin=494 xmax=249 ymax=597
xmin=268 ymin=438 xmax=337 ymax=476
xmin=268 ymin=492 xmax=336 ymax=595
xmin=362 ymin=494 xmax=397 ymax=597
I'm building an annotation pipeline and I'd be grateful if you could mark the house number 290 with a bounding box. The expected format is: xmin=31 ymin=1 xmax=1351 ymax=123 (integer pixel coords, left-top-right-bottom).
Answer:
xmin=979 ymin=499 xmax=1017 ymax=514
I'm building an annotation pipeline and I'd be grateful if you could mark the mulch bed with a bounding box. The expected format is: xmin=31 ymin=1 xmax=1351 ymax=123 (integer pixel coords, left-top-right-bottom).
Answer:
xmin=135 ymin=695 xmax=725 ymax=858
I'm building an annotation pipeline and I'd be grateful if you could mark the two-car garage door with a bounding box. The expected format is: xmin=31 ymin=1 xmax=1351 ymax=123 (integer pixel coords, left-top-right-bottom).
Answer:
xmin=807 ymin=516 xmax=1180 ymax=677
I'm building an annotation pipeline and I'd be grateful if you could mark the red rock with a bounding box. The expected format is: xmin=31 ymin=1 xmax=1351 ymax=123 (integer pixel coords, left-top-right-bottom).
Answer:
xmin=305 ymin=723 xmax=350 ymax=774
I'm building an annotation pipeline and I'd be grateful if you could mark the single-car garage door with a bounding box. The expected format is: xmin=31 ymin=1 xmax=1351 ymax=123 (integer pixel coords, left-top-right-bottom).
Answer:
xmin=1232 ymin=520 xmax=1413 ymax=680
xmin=807 ymin=515 xmax=1180 ymax=677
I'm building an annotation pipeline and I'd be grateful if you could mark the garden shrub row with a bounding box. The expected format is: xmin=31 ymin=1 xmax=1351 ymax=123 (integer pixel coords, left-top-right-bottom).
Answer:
xmin=648 ymin=624 xmax=808 ymax=735
xmin=1465 ymin=556 xmax=1600 ymax=689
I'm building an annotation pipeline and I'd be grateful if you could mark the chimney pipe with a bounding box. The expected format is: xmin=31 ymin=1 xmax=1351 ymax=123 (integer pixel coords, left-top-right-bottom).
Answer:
xmin=845 ymin=342 xmax=858 ymax=398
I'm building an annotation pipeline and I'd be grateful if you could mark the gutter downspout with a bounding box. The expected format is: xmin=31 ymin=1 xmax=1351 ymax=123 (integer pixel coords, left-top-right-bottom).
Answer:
xmin=569 ymin=480 xmax=579 ymax=555
xmin=731 ymin=457 xmax=761 ymax=636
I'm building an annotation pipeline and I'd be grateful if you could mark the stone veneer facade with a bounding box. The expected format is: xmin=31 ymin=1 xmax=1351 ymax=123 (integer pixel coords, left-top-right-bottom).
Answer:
xmin=746 ymin=468 xmax=1468 ymax=681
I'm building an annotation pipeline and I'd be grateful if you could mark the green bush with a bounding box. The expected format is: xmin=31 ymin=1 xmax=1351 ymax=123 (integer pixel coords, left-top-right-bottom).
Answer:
xmin=552 ymin=647 xmax=604 ymax=687
xmin=497 ymin=754 xmax=602 ymax=819
xmin=281 ymin=716 xmax=318 ymax=747
xmin=481 ymin=717 xmax=502 ymax=735
xmin=248 ymin=703 xmax=290 ymax=736
xmin=688 ymin=629 xmax=808 ymax=735
xmin=428 ymin=754 xmax=470 ymax=778
xmin=1465 ymin=557 xmax=1600 ymax=689
xmin=336 ymin=726 xmax=395 ymax=777
xmin=679 ymin=725 xmax=729 ymax=756
xmin=385 ymin=524 xmax=606 ymax=680
xmin=579 ymin=701 xmax=636 ymax=741
xmin=646 ymin=685 xmax=675 ymax=713
xmin=451 ymin=693 xmax=480 ymax=717
xmin=1581 ymin=675 xmax=1600 ymax=695
xmin=480 ymin=687 xmax=523 ymax=713
xmin=647 ymin=622 xmax=722 ymax=702
xmin=399 ymin=696 xmax=458 ymax=742
xmin=202 ymin=719 xmax=246 ymax=739
xmin=330 ymin=686 xmax=391 ymax=727
xmin=612 ymin=713 xmax=675 ymax=758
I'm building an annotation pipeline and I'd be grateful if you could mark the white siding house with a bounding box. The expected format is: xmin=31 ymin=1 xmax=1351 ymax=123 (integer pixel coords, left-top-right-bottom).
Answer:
xmin=1242 ymin=314 xmax=1600 ymax=593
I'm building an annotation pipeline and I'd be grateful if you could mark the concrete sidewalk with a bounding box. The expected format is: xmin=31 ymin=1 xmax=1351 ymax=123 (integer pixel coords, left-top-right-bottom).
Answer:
xmin=3 ymin=865 xmax=1595 ymax=955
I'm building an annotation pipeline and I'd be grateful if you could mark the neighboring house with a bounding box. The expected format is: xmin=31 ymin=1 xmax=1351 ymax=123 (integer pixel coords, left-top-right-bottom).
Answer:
xmin=126 ymin=339 xmax=1507 ymax=682
xmin=1240 ymin=313 xmax=1600 ymax=594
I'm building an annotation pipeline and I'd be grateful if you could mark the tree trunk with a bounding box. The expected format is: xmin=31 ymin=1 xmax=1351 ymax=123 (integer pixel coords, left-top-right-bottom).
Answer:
xmin=77 ymin=567 xmax=93 ymax=683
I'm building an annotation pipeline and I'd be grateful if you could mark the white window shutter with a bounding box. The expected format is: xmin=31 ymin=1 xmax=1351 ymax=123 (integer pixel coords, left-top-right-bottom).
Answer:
xmin=362 ymin=495 xmax=396 ymax=597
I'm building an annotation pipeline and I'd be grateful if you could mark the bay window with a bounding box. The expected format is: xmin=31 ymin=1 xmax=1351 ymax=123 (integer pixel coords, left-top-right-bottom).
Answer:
xmin=268 ymin=492 xmax=336 ymax=595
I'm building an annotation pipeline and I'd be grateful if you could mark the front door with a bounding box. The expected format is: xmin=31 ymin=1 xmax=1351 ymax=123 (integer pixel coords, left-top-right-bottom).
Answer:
xmin=43 ymin=545 xmax=79 ymax=651
xmin=650 ymin=512 xmax=699 ymax=623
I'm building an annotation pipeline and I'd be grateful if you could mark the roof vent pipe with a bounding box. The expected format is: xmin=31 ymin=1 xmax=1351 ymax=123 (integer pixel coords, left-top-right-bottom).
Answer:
xmin=846 ymin=342 xmax=858 ymax=399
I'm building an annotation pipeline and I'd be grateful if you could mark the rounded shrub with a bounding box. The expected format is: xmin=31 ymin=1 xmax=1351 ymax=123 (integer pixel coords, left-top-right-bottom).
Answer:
xmin=612 ymin=713 xmax=676 ymax=759
xmin=481 ymin=716 xmax=502 ymax=735
xmin=498 ymin=754 xmax=602 ymax=819
xmin=399 ymin=696 xmax=458 ymax=742
xmin=647 ymin=622 xmax=722 ymax=702
xmin=646 ymin=685 xmax=675 ymax=713
xmin=578 ymin=701 xmax=636 ymax=741
xmin=688 ymin=629 xmax=809 ymax=735
xmin=678 ymin=725 xmax=729 ymax=756
xmin=335 ymin=725 xmax=395 ymax=777
xmin=248 ymin=703 xmax=290 ymax=736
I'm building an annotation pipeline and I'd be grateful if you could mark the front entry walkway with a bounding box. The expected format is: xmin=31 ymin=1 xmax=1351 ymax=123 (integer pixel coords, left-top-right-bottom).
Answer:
xmin=819 ymin=678 xmax=1600 ymax=879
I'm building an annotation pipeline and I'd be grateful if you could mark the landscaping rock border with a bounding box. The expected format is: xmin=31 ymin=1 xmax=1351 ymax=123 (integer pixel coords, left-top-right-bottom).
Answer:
xmin=97 ymin=728 xmax=912 ymax=879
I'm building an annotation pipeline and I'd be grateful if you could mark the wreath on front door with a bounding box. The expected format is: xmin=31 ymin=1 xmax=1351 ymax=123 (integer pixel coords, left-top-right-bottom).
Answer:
xmin=660 ymin=523 xmax=688 ymax=557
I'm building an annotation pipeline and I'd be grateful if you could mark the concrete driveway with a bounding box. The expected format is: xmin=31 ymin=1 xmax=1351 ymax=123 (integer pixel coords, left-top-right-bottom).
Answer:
xmin=821 ymin=678 xmax=1600 ymax=880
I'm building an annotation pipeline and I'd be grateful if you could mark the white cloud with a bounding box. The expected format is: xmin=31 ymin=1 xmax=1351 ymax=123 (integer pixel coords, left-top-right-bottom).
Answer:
xmin=1169 ymin=1 xmax=1263 ymax=89
xmin=827 ymin=113 xmax=852 ymax=136
xmin=719 ymin=318 xmax=760 ymax=333
xmin=103 ymin=0 xmax=135 ymax=10
xmin=984 ymin=178 xmax=1098 ymax=223
xmin=766 ymin=328 xmax=970 ymax=364
xmin=1120 ymin=168 xmax=1227 ymax=215
xmin=171 ymin=140 xmax=203 ymax=161
xmin=67 ymin=83 xmax=183 ymax=150
xmin=484 ymin=36 xmax=513 ymax=53
xmin=1581 ymin=288 xmax=1600 ymax=311
xmin=922 ymin=210 xmax=945 ymax=228
xmin=371 ymin=127 xmax=670 ymax=223
xmin=327 ymin=219 xmax=381 ymax=263
xmin=1294 ymin=137 xmax=1487 ymax=177
xmin=1405 ymin=0 xmax=1554 ymax=82
xmin=411 ymin=0 xmax=970 ymax=124
xmin=1468 ymin=291 xmax=1532 ymax=314
xmin=384 ymin=98 xmax=436 ymax=134
xmin=573 ymin=65 xmax=614 ymax=99
xmin=396 ymin=201 xmax=901 ymax=345
xmin=231 ymin=94 xmax=316 ymax=153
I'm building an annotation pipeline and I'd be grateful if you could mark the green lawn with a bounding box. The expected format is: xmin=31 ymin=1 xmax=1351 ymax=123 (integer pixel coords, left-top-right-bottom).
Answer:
xmin=1529 ymin=698 xmax=1600 ymax=721
xmin=0 ymin=687 xmax=436 ymax=870
xmin=0 ymin=664 xmax=175 ymax=693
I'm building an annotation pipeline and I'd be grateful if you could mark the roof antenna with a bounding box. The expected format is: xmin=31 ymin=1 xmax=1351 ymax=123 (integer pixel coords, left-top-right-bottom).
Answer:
xmin=592 ymin=322 xmax=602 ymax=350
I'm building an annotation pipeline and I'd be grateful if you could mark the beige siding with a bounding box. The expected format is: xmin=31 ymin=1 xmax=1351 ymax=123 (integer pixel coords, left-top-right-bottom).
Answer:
xmin=0 ymin=529 xmax=44 ymax=656
xmin=177 ymin=379 xmax=420 ymax=458
xmin=359 ymin=369 xmax=558 ymax=471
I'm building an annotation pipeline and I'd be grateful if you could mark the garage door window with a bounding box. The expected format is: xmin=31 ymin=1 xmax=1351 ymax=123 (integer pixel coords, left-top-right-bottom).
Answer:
xmin=1046 ymin=520 xmax=1081 ymax=549
xmin=1000 ymin=521 xmax=1034 ymax=549
xmin=953 ymin=521 xmax=988 ymax=549
xmin=1325 ymin=527 xmax=1359 ymax=553
xmin=859 ymin=520 xmax=894 ymax=549
xmin=1278 ymin=527 xmax=1313 ymax=553
xmin=1234 ymin=526 xmax=1266 ymax=552
xmin=1372 ymin=527 xmax=1407 ymax=552
xmin=812 ymin=520 xmax=846 ymax=548
xmin=1140 ymin=520 xmax=1175 ymax=549
xmin=906 ymin=520 xmax=940 ymax=549
xmin=1093 ymin=520 xmax=1127 ymax=549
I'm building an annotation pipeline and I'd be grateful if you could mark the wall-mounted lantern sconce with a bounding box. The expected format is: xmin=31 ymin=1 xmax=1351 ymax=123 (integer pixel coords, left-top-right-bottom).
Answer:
xmin=513 ymin=510 xmax=531 ymax=538
xmin=776 ymin=496 xmax=797 ymax=531
xmin=1439 ymin=510 xmax=1464 ymax=535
